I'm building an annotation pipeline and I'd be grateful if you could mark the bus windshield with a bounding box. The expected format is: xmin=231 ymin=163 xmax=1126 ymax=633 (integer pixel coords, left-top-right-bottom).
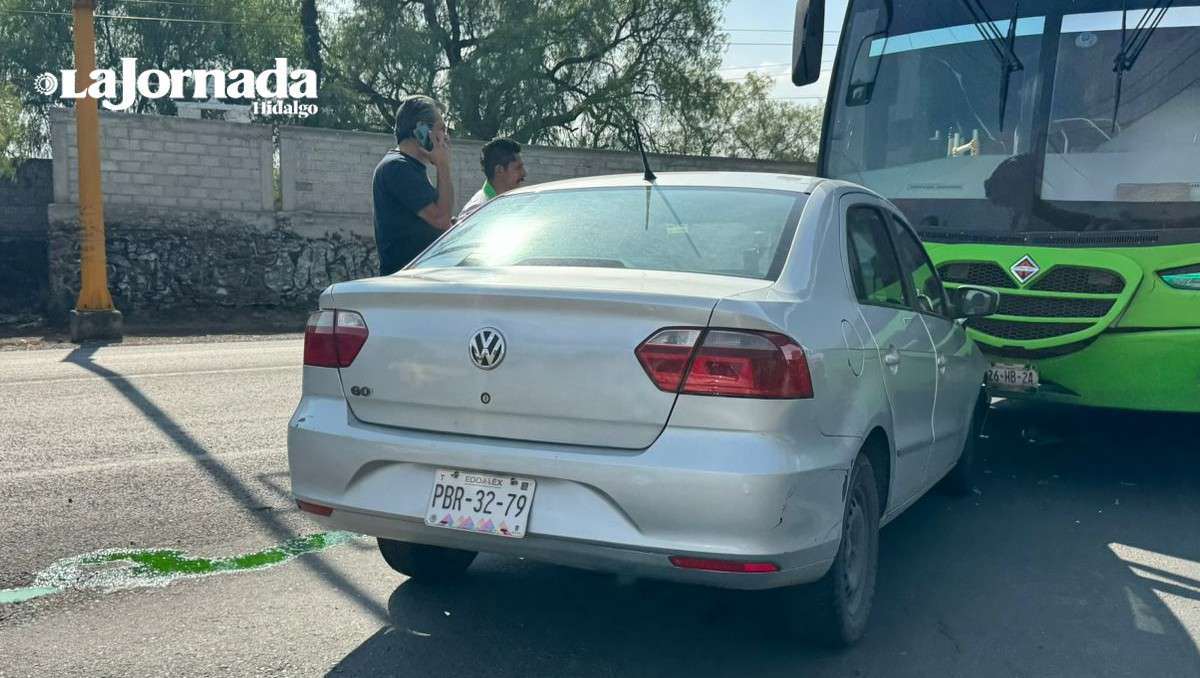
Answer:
xmin=824 ymin=0 xmax=1200 ymax=242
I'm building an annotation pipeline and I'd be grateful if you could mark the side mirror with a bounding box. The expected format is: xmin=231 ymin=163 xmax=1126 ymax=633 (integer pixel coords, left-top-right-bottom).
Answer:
xmin=950 ymin=285 xmax=1001 ymax=319
xmin=792 ymin=0 xmax=826 ymax=86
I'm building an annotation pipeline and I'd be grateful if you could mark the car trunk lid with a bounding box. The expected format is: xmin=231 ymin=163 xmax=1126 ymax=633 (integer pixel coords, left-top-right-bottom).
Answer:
xmin=331 ymin=267 xmax=772 ymax=449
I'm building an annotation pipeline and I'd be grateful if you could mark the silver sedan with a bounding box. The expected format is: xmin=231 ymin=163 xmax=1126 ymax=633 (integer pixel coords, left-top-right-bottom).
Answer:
xmin=288 ymin=172 xmax=999 ymax=645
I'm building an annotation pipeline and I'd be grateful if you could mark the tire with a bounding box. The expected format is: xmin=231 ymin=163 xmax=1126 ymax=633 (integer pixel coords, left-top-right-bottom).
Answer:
xmin=938 ymin=390 xmax=989 ymax=496
xmin=377 ymin=538 xmax=477 ymax=582
xmin=781 ymin=453 xmax=880 ymax=647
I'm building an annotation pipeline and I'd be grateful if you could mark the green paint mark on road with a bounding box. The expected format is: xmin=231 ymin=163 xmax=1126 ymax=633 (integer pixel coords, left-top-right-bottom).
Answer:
xmin=0 ymin=532 xmax=361 ymax=605
xmin=89 ymin=532 xmax=345 ymax=577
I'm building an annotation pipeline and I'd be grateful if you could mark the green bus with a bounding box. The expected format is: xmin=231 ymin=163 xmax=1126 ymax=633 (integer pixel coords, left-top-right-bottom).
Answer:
xmin=792 ymin=0 xmax=1200 ymax=412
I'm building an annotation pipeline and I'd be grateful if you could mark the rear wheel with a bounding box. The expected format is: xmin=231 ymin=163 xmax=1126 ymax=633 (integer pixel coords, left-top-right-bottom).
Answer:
xmin=781 ymin=453 xmax=880 ymax=647
xmin=377 ymin=538 xmax=477 ymax=582
xmin=938 ymin=390 xmax=989 ymax=496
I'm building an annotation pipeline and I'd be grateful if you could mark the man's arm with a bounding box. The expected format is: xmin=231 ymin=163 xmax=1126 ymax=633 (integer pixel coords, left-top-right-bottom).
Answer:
xmin=417 ymin=131 xmax=454 ymax=230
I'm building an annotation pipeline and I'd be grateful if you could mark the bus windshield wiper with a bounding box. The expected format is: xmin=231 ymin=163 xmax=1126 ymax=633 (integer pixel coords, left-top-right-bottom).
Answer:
xmin=1111 ymin=0 xmax=1174 ymax=133
xmin=959 ymin=0 xmax=1024 ymax=131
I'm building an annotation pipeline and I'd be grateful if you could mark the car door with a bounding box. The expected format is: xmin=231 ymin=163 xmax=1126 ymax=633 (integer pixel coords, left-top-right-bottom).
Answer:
xmin=886 ymin=213 xmax=974 ymax=482
xmin=843 ymin=199 xmax=937 ymax=508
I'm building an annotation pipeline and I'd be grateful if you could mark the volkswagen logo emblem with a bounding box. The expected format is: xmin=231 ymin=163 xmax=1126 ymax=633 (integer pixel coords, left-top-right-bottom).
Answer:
xmin=469 ymin=328 xmax=506 ymax=370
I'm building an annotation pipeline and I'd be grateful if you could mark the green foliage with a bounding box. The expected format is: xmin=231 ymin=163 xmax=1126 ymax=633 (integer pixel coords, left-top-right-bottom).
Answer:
xmin=0 ymin=0 xmax=304 ymax=121
xmin=327 ymin=0 xmax=731 ymax=146
xmin=0 ymin=82 xmax=37 ymax=179
xmin=0 ymin=0 xmax=822 ymax=160
xmin=657 ymin=72 xmax=823 ymax=162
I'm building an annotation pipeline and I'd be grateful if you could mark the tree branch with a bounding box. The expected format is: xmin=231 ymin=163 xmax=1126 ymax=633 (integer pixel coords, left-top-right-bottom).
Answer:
xmin=419 ymin=0 xmax=459 ymax=66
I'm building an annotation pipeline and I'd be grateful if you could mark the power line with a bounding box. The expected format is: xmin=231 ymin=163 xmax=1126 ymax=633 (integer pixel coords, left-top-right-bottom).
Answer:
xmin=718 ymin=61 xmax=789 ymax=71
xmin=722 ymin=41 xmax=839 ymax=47
xmin=721 ymin=56 xmax=835 ymax=71
xmin=5 ymin=9 xmax=839 ymax=52
xmin=6 ymin=10 xmax=839 ymax=46
xmin=114 ymin=0 xmax=228 ymax=7
xmin=723 ymin=28 xmax=841 ymax=34
xmin=0 ymin=8 xmax=295 ymax=29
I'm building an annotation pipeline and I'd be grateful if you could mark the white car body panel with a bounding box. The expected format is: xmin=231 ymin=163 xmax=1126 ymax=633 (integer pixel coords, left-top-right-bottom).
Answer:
xmin=288 ymin=172 xmax=988 ymax=588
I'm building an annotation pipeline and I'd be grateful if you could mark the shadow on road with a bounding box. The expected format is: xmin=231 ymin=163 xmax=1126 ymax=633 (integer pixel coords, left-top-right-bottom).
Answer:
xmin=330 ymin=404 xmax=1200 ymax=678
xmin=61 ymin=344 xmax=389 ymax=623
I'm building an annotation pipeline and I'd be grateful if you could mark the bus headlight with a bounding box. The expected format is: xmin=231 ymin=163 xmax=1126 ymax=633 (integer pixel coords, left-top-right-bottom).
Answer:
xmin=1159 ymin=264 xmax=1200 ymax=290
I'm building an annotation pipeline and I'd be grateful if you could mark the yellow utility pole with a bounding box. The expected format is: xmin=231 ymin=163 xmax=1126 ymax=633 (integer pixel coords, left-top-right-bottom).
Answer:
xmin=70 ymin=0 xmax=122 ymax=341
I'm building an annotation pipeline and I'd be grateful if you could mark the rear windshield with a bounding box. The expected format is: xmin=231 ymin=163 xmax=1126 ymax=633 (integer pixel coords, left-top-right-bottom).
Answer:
xmin=409 ymin=186 xmax=806 ymax=281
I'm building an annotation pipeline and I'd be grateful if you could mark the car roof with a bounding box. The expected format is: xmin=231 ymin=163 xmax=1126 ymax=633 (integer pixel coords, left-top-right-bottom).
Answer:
xmin=506 ymin=171 xmax=826 ymax=196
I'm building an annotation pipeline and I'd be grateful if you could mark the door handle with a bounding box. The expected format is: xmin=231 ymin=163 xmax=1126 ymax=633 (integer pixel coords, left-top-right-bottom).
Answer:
xmin=883 ymin=347 xmax=901 ymax=367
xmin=937 ymin=355 xmax=947 ymax=372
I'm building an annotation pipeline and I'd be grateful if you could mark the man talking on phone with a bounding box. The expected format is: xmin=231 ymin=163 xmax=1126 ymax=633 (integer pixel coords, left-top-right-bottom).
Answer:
xmin=372 ymin=94 xmax=455 ymax=276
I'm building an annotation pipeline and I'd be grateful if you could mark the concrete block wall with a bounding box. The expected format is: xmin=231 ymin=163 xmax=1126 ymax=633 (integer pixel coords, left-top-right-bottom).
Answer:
xmin=38 ymin=111 xmax=814 ymax=319
xmin=279 ymin=124 xmax=814 ymax=216
xmin=49 ymin=108 xmax=273 ymax=213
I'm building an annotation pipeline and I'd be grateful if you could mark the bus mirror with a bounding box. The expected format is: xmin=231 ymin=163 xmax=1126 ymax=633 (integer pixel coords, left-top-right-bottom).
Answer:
xmin=792 ymin=0 xmax=826 ymax=86
xmin=846 ymin=31 xmax=886 ymax=107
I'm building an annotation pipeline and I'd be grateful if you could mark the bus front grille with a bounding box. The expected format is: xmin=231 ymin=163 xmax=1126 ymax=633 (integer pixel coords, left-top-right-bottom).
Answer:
xmin=995 ymin=295 xmax=1115 ymax=318
xmin=1030 ymin=266 xmax=1125 ymax=294
xmin=969 ymin=319 xmax=1092 ymax=341
xmin=938 ymin=262 xmax=1016 ymax=288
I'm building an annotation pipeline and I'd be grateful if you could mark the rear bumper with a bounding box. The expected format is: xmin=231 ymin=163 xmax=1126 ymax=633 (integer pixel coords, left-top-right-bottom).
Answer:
xmin=288 ymin=396 xmax=858 ymax=590
xmin=985 ymin=328 xmax=1200 ymax=413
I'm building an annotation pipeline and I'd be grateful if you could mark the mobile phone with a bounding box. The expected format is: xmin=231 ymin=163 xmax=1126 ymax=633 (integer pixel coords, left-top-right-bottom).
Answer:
xmin=414 ymin=122 xmax=434 ymax=151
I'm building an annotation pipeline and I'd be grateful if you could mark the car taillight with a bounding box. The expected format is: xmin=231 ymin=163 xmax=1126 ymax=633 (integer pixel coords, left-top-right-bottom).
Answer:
xmin=635 ymin=328 xmax=813 ymax=399
xmin=634 ymin=328 xmax=703 ymax=391
xmin=304 ymin=309 xmax=369 ymax=368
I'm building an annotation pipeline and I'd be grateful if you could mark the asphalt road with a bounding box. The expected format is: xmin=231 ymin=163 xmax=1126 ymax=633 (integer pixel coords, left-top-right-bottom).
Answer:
xmin=1 ymin=338 xmax=1198 ymax=677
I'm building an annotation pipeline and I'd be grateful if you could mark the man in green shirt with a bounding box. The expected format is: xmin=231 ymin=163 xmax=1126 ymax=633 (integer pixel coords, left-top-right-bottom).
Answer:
xmin=458 ymin=138 xmax=526 ymax=220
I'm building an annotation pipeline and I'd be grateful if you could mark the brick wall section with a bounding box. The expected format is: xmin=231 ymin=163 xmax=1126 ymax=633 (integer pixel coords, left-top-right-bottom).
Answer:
xmin=279 ymin=125 xmax=814 ymax=215
xmin=49 ymin=107 xmax=273 ymax=213
xmin=0 ymin=160 xmax=53 ymax=315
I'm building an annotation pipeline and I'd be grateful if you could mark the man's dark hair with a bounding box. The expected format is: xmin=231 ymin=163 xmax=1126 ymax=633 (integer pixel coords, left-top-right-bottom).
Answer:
xmin=480 ymin=138 xmax=522 ymax=180
xmin=393 ymin=95 xmax=440 ymax=144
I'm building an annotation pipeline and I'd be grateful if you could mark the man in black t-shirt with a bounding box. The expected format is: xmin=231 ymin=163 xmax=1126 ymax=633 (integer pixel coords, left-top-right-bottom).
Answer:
xmin=372 ymin=95 xmax=455 ymax=275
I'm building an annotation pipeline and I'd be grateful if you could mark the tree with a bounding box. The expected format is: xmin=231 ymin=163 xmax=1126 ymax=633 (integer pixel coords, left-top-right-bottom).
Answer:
xmin=0 ymin=83 xmax=38 ymax=179
xmin=656 ymin=72 xmax=823 ymax=163
xmin=299 ymin=0 xmax=323 ymax=124
xmin=328 ymin=0 xmax=730 ymax=145
xmin=0 ymin=0 xmax=304 ymax=135
xmin=0 ymin=0 xmax=820 ymax=162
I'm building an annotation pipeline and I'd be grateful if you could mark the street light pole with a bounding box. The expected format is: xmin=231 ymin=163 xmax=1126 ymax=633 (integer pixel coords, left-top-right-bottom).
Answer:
xmin=69 ymin=0 xmax=122 ymax=341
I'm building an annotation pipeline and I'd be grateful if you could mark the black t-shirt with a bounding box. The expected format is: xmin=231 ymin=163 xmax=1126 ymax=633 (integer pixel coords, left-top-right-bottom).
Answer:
xmin=372 ymin=150 xmax=440 ymax=275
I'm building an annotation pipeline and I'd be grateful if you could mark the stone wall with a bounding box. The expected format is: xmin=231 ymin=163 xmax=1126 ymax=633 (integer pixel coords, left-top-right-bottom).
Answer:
xmin=43 ymin=111 xmax=815 ymax=320
xmin=0 ymin=160 xmax=53 ymax=315
xmin=46 ymin=205 xmax=375 ymax=317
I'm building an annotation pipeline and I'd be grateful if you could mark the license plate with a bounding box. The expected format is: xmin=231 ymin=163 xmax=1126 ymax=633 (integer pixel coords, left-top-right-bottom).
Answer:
xmin=425 ymin=469 xmax=536 ymax=538
xmin=986 ymin=363 xmax=1039 ymax=390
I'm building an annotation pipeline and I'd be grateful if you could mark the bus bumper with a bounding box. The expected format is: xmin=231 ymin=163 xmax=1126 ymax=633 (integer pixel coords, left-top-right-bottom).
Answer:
xmin=984 ymin=328 xmax=1200 ymax=413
